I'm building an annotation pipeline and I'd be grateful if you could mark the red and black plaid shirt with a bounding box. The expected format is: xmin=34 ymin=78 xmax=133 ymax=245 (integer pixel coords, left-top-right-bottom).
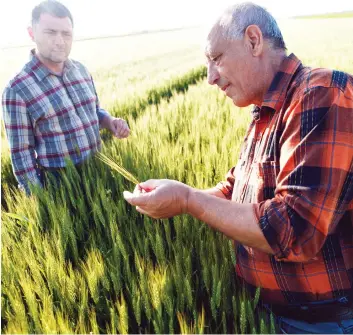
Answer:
xmin=217 ymin=54 xmax=353 ymax=305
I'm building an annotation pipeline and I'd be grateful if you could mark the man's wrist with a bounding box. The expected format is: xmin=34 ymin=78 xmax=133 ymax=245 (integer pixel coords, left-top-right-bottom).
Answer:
xmin=101 ymin=114 xmax=112 ymax=129
xmin=184 ymin=188 xmax=206 ymax=220
xmin=184 ymin=185 xmax=192 ymax=215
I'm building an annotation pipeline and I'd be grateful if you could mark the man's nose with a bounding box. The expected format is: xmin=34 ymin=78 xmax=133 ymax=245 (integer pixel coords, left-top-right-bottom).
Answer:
xmin=54 ymin=33 xmax=64 ymax=45
xmin=207 ymin=62 xmax=220 ymax=85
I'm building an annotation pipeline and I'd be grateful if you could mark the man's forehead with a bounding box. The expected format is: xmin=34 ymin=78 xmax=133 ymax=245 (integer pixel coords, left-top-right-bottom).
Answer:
xmin=205 ymin=25 xmax=226 ymax=56
xmin=36 ymin=13 xmax=72 ymax=29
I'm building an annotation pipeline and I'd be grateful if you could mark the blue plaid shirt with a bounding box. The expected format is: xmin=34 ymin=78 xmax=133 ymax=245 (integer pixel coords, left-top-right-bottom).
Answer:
xmin=2 ymin=50 xmax=110 ymax=193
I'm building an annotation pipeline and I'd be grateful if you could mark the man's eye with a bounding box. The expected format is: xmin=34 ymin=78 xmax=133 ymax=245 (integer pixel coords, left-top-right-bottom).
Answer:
xmin=213 ymin=55 xmax=221 ymax=63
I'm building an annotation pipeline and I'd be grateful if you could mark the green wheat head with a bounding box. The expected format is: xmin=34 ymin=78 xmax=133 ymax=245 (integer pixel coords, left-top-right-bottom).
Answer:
xmin=96 ymin=152 xmax=140 ymax=185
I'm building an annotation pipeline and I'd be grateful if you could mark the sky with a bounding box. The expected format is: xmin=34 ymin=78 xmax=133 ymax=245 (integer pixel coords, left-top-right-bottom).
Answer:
xmin=0 ymin=0 xmax=352 ymax=48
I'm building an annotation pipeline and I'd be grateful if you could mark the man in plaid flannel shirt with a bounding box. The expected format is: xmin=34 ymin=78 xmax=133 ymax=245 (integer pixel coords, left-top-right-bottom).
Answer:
xmin=2 ymin=1 xmax=130 ymax=194
xmin=124 ymin=3 xmax=353 ymax=333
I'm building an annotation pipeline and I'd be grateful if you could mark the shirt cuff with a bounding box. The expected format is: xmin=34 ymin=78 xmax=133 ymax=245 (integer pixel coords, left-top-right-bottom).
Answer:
xmin=17 ymin=170 xmax=42 ymax=195
xmin=97 ymin=108 xmax=110 ymax=123
xmin=253 ymin=200 xmax=287 ymax=260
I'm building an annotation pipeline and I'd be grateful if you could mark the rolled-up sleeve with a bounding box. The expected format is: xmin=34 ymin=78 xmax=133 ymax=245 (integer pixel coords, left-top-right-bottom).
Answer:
xmin=254 ymin=86 xmax=353 ymax=262
xmin=2 ymin=87 xmax=41 ymax=194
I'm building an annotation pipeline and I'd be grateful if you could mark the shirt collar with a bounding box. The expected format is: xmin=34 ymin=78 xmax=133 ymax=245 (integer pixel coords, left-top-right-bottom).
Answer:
xmin=261 ymin=53 xmax=302 ymax=113
xmin=28 ymin=49 xmax=77 ymax=81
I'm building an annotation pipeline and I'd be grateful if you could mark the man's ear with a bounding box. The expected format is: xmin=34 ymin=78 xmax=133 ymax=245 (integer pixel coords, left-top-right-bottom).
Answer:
xmin=27 ymin=26 xmax=35 ymax=41
xmin=244 ymin=25 xmax=263 ymax=57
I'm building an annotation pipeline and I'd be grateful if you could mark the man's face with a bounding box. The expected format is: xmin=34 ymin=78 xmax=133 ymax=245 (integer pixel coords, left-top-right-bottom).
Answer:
xmin=30 ymin=13 xmax=73 ymax=64
xmin=205 ymin=26 xmax=261 ymax=107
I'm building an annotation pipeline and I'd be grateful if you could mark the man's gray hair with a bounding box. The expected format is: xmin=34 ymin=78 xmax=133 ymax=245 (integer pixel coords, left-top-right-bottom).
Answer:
xmin=218 ymin=2 xmax=286 ymax=50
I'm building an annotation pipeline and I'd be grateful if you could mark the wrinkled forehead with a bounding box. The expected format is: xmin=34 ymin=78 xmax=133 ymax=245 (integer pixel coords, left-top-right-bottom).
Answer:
xmin=205 ymin=24 xmax=227 ymax=57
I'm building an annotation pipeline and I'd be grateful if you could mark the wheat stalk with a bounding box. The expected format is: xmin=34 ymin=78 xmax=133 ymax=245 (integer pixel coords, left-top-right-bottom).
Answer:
xmin=96 ymin=152 xmax=140 ymax=185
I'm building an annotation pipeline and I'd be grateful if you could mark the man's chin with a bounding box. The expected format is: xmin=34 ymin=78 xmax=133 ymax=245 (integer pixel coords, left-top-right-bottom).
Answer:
xmin=54 ymin=56 xmax=67 ymax=61
xmin=228 ymin=94 xmax=241 ymax=107
xmin=231 ymin=98 xmax=250 ymax=108
xmin=50 ymin=54 xmax=68 ymax=63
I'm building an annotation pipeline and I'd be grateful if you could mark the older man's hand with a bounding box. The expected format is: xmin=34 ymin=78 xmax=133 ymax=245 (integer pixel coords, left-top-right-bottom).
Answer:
xmin=123 ymin=179 xmax=191 ymax=219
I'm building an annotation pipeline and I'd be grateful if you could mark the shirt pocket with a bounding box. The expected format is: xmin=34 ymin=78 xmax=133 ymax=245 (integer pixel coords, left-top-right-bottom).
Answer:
xmin=251 ymin=161 xmax=279 ymax=202
xmin=74 ymin=82 xmax=98 ymax=120
xmin=75 ymin=80 xmax=96 ymax=100
xmin=29 ymin=88 xmax=65 ymax=124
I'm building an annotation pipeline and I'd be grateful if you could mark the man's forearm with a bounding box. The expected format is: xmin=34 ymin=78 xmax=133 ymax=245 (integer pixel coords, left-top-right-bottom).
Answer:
xmin=200 ymin=187 xmax=227 ymax=198
xmin=187 ymin=189 xmax=274 ymax=254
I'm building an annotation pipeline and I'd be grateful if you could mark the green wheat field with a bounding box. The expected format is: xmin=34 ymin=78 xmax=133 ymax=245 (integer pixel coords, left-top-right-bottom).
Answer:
xmin=1 ymin=17 xmax=353 ymax=333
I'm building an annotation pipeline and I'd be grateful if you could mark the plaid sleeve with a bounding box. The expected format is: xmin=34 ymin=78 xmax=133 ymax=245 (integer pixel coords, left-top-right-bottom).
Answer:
xmin=2 ymin=87 xmax=41 ymax=194
xmin=216 ymin=166 xmax=236 ymax=200
xmin=90 ymin=75 xmax=110 ymax=125
xmin=255 ymin=86 xmax=353 ymax=262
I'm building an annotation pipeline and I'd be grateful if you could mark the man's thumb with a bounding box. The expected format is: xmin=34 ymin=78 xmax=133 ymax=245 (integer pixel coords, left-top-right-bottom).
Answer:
xmin=123 ymin=191 xmax=145 ymax=206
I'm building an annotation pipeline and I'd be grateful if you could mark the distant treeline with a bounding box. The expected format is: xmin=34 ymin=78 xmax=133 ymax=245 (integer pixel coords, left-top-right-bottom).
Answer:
xmin=294 ymin=10 xmax=353 ymax=19
xmin=1 ymin=26 xmax=199 ymax=50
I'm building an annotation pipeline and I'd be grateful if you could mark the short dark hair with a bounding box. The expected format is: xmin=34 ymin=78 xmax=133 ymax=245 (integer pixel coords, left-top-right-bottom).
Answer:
xmin=32 ymin=0 xmax=74 ymax=26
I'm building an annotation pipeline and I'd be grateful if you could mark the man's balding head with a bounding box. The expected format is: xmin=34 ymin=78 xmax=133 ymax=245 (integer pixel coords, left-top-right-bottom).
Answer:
xmin=205 ymin=2 xmax=287 ymax=107
xmin=213 ymin=2 xmax=286 ymax=50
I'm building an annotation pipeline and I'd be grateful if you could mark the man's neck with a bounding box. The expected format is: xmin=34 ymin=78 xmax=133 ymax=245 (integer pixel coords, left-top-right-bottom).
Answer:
xmin=257 ymin=50 xmax=287 ymax=105
xmin=35 ymin=51 xmax=64 ymax=75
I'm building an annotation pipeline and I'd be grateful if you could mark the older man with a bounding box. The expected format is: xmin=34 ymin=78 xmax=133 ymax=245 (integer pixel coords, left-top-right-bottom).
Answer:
xmin=2 ymin=0 xmax=130 ymax=194
xmin=124 ymin=2 xmax=353 ymax=334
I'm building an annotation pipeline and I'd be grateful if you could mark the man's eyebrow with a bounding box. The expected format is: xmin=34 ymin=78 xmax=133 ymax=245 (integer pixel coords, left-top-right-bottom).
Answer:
xmin=204 ymin=45 xmax=215 ymax=58
xmin=206 ymin=51 xmax=219 ymax=61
